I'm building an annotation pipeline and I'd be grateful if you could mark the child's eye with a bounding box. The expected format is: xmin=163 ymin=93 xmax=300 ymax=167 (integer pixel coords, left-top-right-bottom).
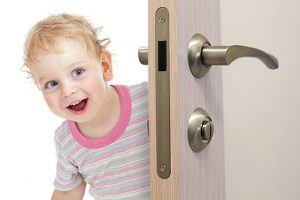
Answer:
xmin=72 ymin=68 xmax=86 ymax=77
xmin=45 ymin=80 xmax=58 ymax=89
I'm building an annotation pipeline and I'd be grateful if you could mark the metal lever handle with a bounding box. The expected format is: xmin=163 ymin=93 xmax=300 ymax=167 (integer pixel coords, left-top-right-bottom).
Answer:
xmin=202 ymin=46 xmax=278 ymax=69
xmin=188 ymin=33 xmax=279 ymax=78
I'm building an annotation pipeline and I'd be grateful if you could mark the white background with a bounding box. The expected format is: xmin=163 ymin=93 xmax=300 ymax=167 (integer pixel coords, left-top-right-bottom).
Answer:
xmin=0 ymin=0 xmax=299 ymax=199
xmin=0 ymin=1 xmax=147 ymax=199
xmin=222 ymin=0 xmax=300 ymax=199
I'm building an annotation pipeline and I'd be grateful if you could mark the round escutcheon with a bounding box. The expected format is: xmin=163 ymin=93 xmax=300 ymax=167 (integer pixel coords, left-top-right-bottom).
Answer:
xmin=188 ymin=107 xmax=214 ymax=152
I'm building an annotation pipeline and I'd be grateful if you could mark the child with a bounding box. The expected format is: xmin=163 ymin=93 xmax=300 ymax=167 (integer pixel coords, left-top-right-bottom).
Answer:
xmin=23 ymin=13 xmax=150 ymax=199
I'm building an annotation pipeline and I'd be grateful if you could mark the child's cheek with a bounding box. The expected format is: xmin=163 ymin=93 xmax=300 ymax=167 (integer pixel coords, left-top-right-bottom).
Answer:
xmin=43 ymin=95 xmax=56 ymax=110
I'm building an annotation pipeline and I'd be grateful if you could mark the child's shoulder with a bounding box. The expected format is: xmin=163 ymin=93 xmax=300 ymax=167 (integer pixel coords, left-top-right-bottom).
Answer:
xmin=127 ymin=82 xmax=148 ymax=104
xmin=54 ymin=120 xmax=70 ymax=143
xmin=126 ymin=81 xmax=148 ymax=93
xmin=55 ymin=120 xmax=68 ymax=133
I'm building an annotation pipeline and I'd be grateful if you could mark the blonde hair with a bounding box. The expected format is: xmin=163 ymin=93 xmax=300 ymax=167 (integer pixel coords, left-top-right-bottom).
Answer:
xmin=23 ymin=13 xmax=110 ymax=75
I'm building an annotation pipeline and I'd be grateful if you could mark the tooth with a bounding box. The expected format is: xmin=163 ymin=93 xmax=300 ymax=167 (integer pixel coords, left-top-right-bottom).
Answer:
xmin=71 ymin=100 xmax=81 ymax=106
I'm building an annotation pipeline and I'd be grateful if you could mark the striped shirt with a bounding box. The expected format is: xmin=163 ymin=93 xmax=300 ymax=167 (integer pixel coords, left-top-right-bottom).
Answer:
xmin=54 ymin=82 xmax=150 ymax=199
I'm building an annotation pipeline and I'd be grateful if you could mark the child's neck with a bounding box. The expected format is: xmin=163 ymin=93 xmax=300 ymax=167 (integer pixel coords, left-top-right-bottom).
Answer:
xmin=76 ymin=86 xmax=120 ymax=139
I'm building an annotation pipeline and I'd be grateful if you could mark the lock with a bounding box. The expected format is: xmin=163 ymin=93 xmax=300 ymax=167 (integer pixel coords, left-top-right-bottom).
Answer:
xmin=200 ymin=118 xmax=214 ymax=143
xmin=188 ymin=107 xmax=214 ymax=152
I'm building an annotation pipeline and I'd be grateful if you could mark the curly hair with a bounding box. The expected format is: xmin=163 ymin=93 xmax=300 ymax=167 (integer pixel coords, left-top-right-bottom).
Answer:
xmin=23 ymin=13 xmax=110 ymax=76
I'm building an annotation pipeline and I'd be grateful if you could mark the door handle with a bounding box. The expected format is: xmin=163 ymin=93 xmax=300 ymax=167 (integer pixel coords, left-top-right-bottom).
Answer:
xmin=188 ymin=33 xmax=279 ymax=78
xmin=138 ymin=47 xmax=148 ymax=65
xmin=138 ymin=33 xmax=279 ymax=78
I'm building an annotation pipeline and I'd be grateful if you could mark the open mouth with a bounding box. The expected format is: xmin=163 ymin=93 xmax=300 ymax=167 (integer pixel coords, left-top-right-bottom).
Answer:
xmin=67 ymin=98 xmax=88 ymax=112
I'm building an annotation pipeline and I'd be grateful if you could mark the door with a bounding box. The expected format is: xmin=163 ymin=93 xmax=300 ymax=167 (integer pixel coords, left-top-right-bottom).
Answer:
xmin=146 ymin=0 xmax=280 ymax=199
xmin=148 ymin=0 xmax=225 ymax=199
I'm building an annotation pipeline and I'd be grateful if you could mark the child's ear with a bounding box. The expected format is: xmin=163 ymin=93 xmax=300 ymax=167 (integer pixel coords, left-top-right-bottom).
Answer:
xmin=101 ymin=51 xmax=113 ymax=81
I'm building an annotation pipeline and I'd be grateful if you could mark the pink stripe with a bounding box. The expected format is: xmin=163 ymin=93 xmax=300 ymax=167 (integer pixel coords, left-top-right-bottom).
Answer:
xmin=69 ymin=145 xmax=83 ymax=158
xmin=96 ymin=172 xmax=149 ymax=187
xmin=131 ymin=83 xmax=146 ymax=93
xmin=57 ymin=128 xmax=69 ymax=142
xmin=129 ymin=115 xmax=149 ymax=125
xmin=54 ymin=174 xmax=82 ymax=189
xmin=102 ymin=180 xmax=150 ymax=196
xmin=88 ymin=148 xmax=149 ymax=182
xmin=119 ymin=128 xmax=147 ymax=142
xmin=132 ymin=92 xmax=147 ymax=102
xmin=130 ymin=82 xmax=147 ymax=100
xmin=84 ymin=137 xmax=148 ymax=165
xmin=105 ymin=160 xmax=149 ymax=177
xmin=88 ymin=160 xmax=149 ymax=183
xmin=54 ymin=180 xmax=81 ymax=189
xmin=132 ymin=101 xmax=148 ymax=110
xmin=87 ymin=162 xmax=150 ymax=185
xmin=55 ymin=172 xmax=72 ymax=181
xmin=131 ymin=89 xmax=147 ymax=101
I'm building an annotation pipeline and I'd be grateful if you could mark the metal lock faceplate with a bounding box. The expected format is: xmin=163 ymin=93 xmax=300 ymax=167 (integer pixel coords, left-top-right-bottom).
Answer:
xmin=155 ymin=7 xmax=171 ymax=179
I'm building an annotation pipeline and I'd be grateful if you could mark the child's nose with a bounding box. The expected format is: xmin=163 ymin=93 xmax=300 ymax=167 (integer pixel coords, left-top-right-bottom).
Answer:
xmin=62 ymin=83 xmax=77 ymax=98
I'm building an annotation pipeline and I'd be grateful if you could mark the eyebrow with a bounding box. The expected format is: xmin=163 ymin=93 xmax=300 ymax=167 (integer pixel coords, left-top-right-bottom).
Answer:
xmin=68 ymin=61 xmax=86 ymax=68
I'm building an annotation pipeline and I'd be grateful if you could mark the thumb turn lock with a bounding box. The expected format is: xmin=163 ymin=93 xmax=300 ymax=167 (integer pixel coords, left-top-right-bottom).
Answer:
xmin=188 ymin=107 xmax=214 ymax=152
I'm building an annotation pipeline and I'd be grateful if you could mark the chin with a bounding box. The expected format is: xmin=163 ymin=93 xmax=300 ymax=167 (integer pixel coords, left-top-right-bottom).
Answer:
xmin=70 ymin=113 xmax=96 ymax=124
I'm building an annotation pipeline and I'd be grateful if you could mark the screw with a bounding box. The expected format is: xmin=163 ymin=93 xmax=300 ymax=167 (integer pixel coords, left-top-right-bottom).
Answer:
xmin=160 ymin=164 xmax=167 ymax=172
xmin=158 ymin=16 xmax=165 ymax=23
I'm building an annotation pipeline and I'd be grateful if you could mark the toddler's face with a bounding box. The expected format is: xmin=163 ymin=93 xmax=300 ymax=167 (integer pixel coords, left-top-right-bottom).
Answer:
xmin=30 ymin=38 xmax=113 ymax=123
